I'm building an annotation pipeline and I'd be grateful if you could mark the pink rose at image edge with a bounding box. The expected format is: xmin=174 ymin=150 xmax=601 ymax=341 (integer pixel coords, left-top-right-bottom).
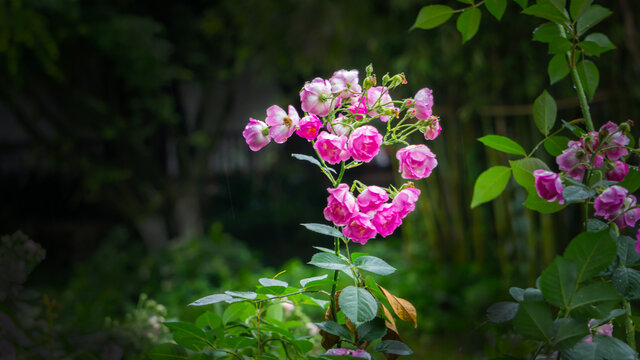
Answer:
xmin=242 ymin=118 xmax=270 ymax=151
xmin=414 ymin=87 xmax=434 ymax=121
xmin=347 ymin=125 xmax=383 ymax=163
xmin=396 ymin=144 xmax=438 ymax=180
xmin=323 ymin=184 xmax=358 ymax=227
xmin=343 ymin=212 xmax=377 ymax=245
xmin=533 ymin=170 xmax=565 ymax=205
xmin=265 ymin=105 xmax=299 ymax=143
xmin=296 ymin=114 xmax=323 ymax=141
xmin=313 ymin=131 xmax=351 ymax=165
xmin=594 ymin=185 xmax=628 ymax=219
xmin=300 ymin=77 xmax=333 ymax=117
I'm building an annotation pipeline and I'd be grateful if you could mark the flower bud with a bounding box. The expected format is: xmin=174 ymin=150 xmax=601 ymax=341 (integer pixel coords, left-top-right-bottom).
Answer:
xmin=382 ymin=73 xmax=390 ymax=85
xmin=389 ymin=73 xmax=407 ymax=87
xmin=620 ymin=121 xmax=631 ymax=134
xmin=363 ymin=75 xmax=376 ymax=90
xmin=365 ymin=63 xmax=373 ymax=77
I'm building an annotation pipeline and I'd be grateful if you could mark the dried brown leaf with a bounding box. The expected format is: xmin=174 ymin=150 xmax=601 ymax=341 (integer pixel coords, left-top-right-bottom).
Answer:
xmin=378 ymin=285 xmax=417 ymax=328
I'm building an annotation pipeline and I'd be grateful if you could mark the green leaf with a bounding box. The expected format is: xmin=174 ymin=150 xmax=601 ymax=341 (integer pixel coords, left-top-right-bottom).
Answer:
xmin=513 ymin=301 xmax=554 ymax=342
xmin=533 ymin=90 xmax=557 ymax=136
xmin=509 ymin=287 xmax=525 ymax=302
xmin=486 ymin=0 xmax=507 ymax=20
xmin=353 ymin=256 xmax=396 ymax=276
xmin=570 ymin=281 xmax=621 ymax=309
xmin=532 ymin=22 xmax=561 ymax=43
xmin=513 ymin=0 xmax=528 ymax=9
xmin=510 ymin=157 xmax=550 ymax=188
xmin=486 ymin=301 xmax=519 ymax=323
xmin=308 ymin=252 xmax=350 ymax=271
xmin=522 ymin=1 xmax=570 ymax=25
xmin=543 ymin=135 xmax=569 ymax=156
xmin=563 ymin=335 xmax=638 ymax=360
xmin=552 ymin=318 xmax=589 ymax=350
xmin=539 ymin=256 xmax=577 ymax=309
xmin=523 ymin=191 xmax=566 ymax=213
xmin=315 ymin=321 xmax=352 ymax=339
xmin=222 ymin=302 xmax=255 ymax=324
xmin=612 ymin=267 xmax=640 ymax=300
xmin=300 ymin=274 xmax=329 ymax=288
xmin=259 ymin=278 xmax=288 ymax=288
xmin=576 ymin=5 xmax=612 ymax=36
xmin=619 ymin=168 xmax=640 ymax=193
xmin=412 ymin=5 xmax=455 ymax=30
xmin=149 ymin=343 xmax=188 ymax=360
xmin=562 ymin=185 xmax=596 ymax=203
xmin=188 ymin=293 xmax=232 ymax=306
xmin=338 ymin=286 xmax=378 ymax=327
xmin=357 ymin=317 xmax=387 ymax=342
xmin=224 ymin=290 xmax=257 ymax=300
xmin=523 ymin=288 xmax=545 ymax=302
xmin=590 ymin=308 xmax=627 ymax=328
xmin=373 ymin=340 xmax=413 ymax=355
xmin=577 ymin=60 xmax=599 ymax=101
xmin=291 ymin=153 xmax=336 ymax=173
xmin=478 ymin=135 xmax=527 ymax=156
xmin=548 ymin=38 xmax=572 ymax=54
xmin=471 ymin=166 xmax=512 ymax=208
xmin=584 ymin=33 xmax=616 ymax=53
xmin=164 ymin=322 xmax=212 ymax=351
xmin=548 ymin=54 xmax=570 ymax=84
xmin=195 ymin=312 xmax=222 ymax=330
xmin=301 ymin=223 xmax=344 ymax=239
xmin=564 ymin=230 xmax=616 ymax=283
xmin=617 ymin=236 xmax=640 ymax=267
xmin=569 ymin=0 xmax=592 ymax=21
xmin=456 ymin=7 xmax=482 ymax=43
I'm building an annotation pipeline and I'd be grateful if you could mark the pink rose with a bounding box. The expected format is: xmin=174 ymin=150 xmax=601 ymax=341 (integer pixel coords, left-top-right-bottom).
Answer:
xmin=266 ymin=105 xmax=299 ymax=143
xmin=327 ymin=115 xmax=351 ymax=136
xmin=636 ymin=229 xmax=640 ymax=254
xmin=313 ymin=131 xmax=350 ymax=165
xmin=363 ymin=86 xmax=396 ymax=122
xmin=414 ymin=87 xmax=434 ymax=121
xmin=556 ymin=141 xmax=588 ymax=181
xmin=296 ymin=115 xmax=323 ymax=141
xmin=600 ymin=121 xmax=630 ymax=161
xmin=613 ymin=195 xmax=640 ymax=229
xmin=605 ymin=160 xmax=629 ymax=182
xmin=347 ymin=100 xmax=368 ymax=120
xmin=325 ymin=349 xmax=371 ymax=360
xmin=323 ymin=184 xmax=358 ymax=226
xmin=372 ymin=203 xmax=402 ymax=237
xmin=329 ymin=69 xmax=361 ymax=96
xmin=396 ymin=144 xmax=438 ymax=180
xmin=583 ymin=319 xmax=614 ymax=342
xmin=533 ymin=170 xmax=565 ymax=205
xmin=357 ymin=186 xmax=389 ymax=213
xmin=343 ymin=212 xmax=377 ymax=245
xmin=300 ymin=78 xmax=333 ymax=117
xmin=392 ymin=188 xmax=421 ymax=218
xmin=347 ymin=125 xmax=383 ymax=163
xmin=594 ymin=185 xmax=628 ymax=219
xmin=424 ymin=118 xmax=441 ymax=140
xmin=242 ymin=118 xmax=270 ymax=151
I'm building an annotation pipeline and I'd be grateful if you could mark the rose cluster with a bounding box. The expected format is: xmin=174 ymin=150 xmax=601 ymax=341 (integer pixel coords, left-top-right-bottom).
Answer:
xmin=242 ymin=67 xmax=442 ymax=244
xmin=533 ymin=121 xmax=639 ymax=247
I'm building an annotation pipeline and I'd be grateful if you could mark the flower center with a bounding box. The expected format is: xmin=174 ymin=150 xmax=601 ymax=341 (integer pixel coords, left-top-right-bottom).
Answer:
xmin=283 ymin=116 xmax=292 ymax=127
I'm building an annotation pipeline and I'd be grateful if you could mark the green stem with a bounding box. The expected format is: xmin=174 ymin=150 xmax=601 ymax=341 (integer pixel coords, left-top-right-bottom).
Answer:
xmin=624 ymin=299 xmax=636 ymax=350
xmin=556 ymin=24 xmax=594 ymax=132
xmin=330 ymin=236 xmax=340 ymax=322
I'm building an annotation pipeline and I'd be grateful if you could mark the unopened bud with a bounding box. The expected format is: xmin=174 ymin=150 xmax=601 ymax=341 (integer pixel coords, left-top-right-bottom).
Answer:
xmin=363 ymin=75 xmax=376 ymax=89
xmin=365 ymin=64 xmax=373 ymax=77
xmin=389 ymin=73 xmax=407 ymax=87
xmin=261 ymin=127 xmax=270 ymax=136
xmin=620 ymin=121 xmax=631 ymax=133
xmin=382 ymin=73 xmax=390 ymax=85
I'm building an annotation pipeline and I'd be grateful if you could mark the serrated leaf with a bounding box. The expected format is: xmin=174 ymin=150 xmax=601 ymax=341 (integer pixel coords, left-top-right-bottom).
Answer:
xmin=548 ymin=54 xmax=570 ymax=85
xmin=300 ymin=274 xmax=329 ymax=288
xmin=353 ymin=256 xmax=396 ymax=276
xmin=570 ymin=0 xmax=593 ymax=21
xmin=301 ymin=223 xmax=344 ymax=239
xmin=544 ymin=135 xmax=569 ymax=156
xmin=339 ymin=286 xmax=378 ymax=327
xmin=577 ymin=60 xmax=599 ymax=101
xmin=487 ymin=301 xmax=519 ymax=323
xmin=539 ymin=256 xmax=577 ymax=309
xmin=478 ymin=135 xmax=527 ymax=156
xmin=532 ymin=22 xmax=561 ymax=43
xmin=522 ymin=2 xmax=569 ymax=25
xmin=552 ymin=318 xmax=589 ymax=350
xmin=548 ymin=38 xmax=572 ymax=54
xmin=315 ymin=321 xmax=352 ymax=339
xmin=456 ymin=7 xmax=482 ymax=43
xmin=570 ymin=281 xmax=620 ymax=309
xmin=576 ymin=5 xmax=612 ymax=36
xmin=612 ymin=267 xmax=640 ymax=300
xmin=188 ymin=293 xmax=232 ymax=306
xmin=617 ymin=236 xmax=640 ymax=266
xmin=291 ymin=153 xmax=336 ymax=173
xmin=373 ymin=340 xmax=413 ymax=355
xmin=513 ymin=301 xmax=554 ymax=342
xmin=533 ymin=90 xmax=557 ymax=136
xmin=412 ymin=5 xmax=454 ymax=30
xmin=584 ymin=33 xmax=616 ymax=53
xmin=564 ymin=230 xmax=616 ymax=283
xmin=471 ymin=166 xmax=512 ymax=208
xmin=485 ymin=0 xmax=507 ymax=20
xmin=563 ymin=335 xmax=638 ymax=360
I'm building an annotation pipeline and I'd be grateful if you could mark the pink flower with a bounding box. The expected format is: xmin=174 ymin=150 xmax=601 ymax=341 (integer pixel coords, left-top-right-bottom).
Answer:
xmin=314 ymin=131 xmax=351 ymax=165
xmin=363 ymin=86 xmax=396 ymax=122
xmin=636 ymin=229 xmax=640 ymax=254
xmin=266 ymin=105 xmax=299 ymax=143
xmin=357 ymin=186 xmax=389 ymax=213
xmin=424 ymin=118 xmax=441 ymax=140
xmin=323 ymin=184 xmax=358 ymax=226
xmin=347 ymin=100 xmax=368 ymax=120
xmin=594 ymin=185 xmax=628 ymax=219
xmin=606 ymin=160 xmax=629 ymax=182
xmin=325 ymin=349 xmax=371 ymax=359
xmin=343 ymin=212 xmax=377 ymax=245
xmin=372 ymin=203 xmax=402 ymax=237
xmin=556 ymin=141 xmax=588 ymax=180
xmin=414 ymin=88 xmax=434 ymax=121
xmin=533 ymin=170 xmax=565 ymax=205
xmin=613 ymin=195 xmax=640 ymax=229
xmin=396 ymin=145 xmax=438 ymax=180
xmin=296 ymin=115 xmax=323 ymax=141
xmin=392 ymin=188 xmax=421 ymax=218
xmin=327 ymin=115 xmax=351 ymax=136
xmin=242 ymin=118 xmax=270 ymax=151
xmin=329 ymin=69 xmax=361 ymax=96
xmin=583 ymin=319 xmax=614 ymax=342
xmin=347 ymin=125 xmax=383 ymax=163
xmin=300 ymin=78 xmax=333 ymax=117
xmin=600 ymin=121 xmax=630 ymax=161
